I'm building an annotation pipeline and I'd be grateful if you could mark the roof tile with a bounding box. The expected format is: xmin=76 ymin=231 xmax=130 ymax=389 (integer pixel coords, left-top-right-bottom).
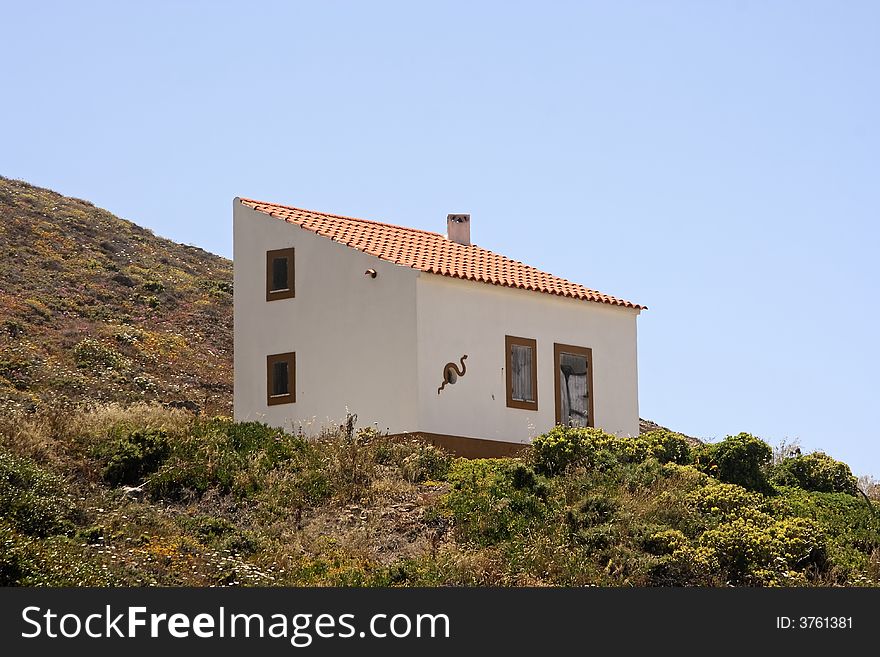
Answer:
xmin=239 ymin=198 xmax=645 ymax=310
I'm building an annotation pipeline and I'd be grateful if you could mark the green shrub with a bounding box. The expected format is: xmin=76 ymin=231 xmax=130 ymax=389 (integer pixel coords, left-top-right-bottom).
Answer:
xmin=0 ymin=355 xmax=35 ymax=388
xmin=700 ymin=516 xmax=827 ymax=586
xmin=613 ymin=433 xmax=692 ymax=466
xmin=178 ymin=515 xmax=260 ymax=556
xmin=532 ymin=426 xmax=694 ymax=477
xmin=532 ymin=426 xmax=599 ymax=475
xmin=0 ymin=523 xmax=28 ymax=585
xmin=768 ymin=488 xmax=880 ymax=582
xmin=687 ymin=482 xmax=763 ymax=518
xmin=147 ymin=423 xmax=255 ymax=498
xmin=73 ymin=338 xmax=126 ymax=370
xmin=113 ymin=329 xmax=143 ymax=345
xmin=1 ymin=399 xmax=875 ymax=588
xmin=102 ymin=428 xmax=170 ymax=486
xmin=400 ymin=444 xmax=451 ymax=482
xmin=0 ymin=527 xmax=114 ymax=586
xmin=531 ymin=426 xmax=629 ymax=475
xmin=218 ymin=419 xmax=302 ymax=470
xmin=373 ymin=437 xmax=452 ymax=482
xmin=146 ymin=418 xmax=326 ymax=502
xmin=200 ymin=280 xmax=233 ymax=297
xmin=0 ymin=449 xmax=78 ymax=537
xmin=563 ymin=491 xmax=621 ymax=551
xmin=647 ymin=545 xmax=719 ymax=586
xmin=565 ymin=492 xmax=618 ymax=530
xmin=695 ymin=433 xmax=772 ymax=492
xmin=443 ymin=459 xmax=549 ymax=546
xmin=4 ymin=320 xmax=24 ymax=339
xmin=639 ymin=430 xmax=693 ymax=465
xmin=771 ymin=452 xmax=859 ymax=495
xmin=643 ymin=529 xmax=689 ymax=556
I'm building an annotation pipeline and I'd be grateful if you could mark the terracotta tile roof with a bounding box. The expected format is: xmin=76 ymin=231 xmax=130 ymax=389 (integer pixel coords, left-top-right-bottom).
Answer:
xmin=239 ymin=198 xmax=645 ymax=310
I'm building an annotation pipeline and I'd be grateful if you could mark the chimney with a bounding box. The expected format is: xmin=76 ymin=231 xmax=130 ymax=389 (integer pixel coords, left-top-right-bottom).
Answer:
xmin=446 ymin=213 xmax=471 ymax=246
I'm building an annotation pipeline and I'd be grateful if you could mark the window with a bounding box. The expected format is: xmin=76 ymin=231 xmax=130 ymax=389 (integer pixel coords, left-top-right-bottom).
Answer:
xmin=554 ymin=343 xmax=593 ymax=428
xmin=267 ymin=352 xmax=295 ymax=405
xmin=266 ymin=248 xmax=295 ymax=301
xmin=505 ymin=335 xmax=537 ymax=410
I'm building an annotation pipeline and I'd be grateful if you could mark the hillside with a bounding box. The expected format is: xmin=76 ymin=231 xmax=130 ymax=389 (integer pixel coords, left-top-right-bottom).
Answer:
xmin=1 ymin=406 xmax=878 ymax=587
xmin=0 ymin=177 xmax=232 ymax=414
xmin=1 ymin=178 xmax=877 ymax=588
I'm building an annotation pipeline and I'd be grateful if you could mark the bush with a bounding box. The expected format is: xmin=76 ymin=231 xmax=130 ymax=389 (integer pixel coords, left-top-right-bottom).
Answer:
xmin=0 ymin=449 xmax=79 ymax=537
xmin=443 ymin=459 xmax=549 ymax=546
xmin=687 ymin=482 xmax=763 ymax=518
xmin=200 ymin=280 xmax=233 ymax=297
xmin=1 ymin=401 xmax=875 ymax=588
xmin=563 ymin=491 xmax=621 ymax=551
xmin=102 ymin=428 xmax=170 ymax=487
xmin=700 ymin=516 xmax=827 ymax=586
xmin=531 ymin=426 xmax=604 ymax=475
xmin=531 ymin=426 xmax=694 ymax=477
xmin=373 ymin=436 xmax=452 ymax=483
xmin=647 ymin=545 xmax=720 ymax=586
xmin=147 ymin=419 xmax=325 ymax=502
xmin=178 ymin=515 xmax=260 ymax=556
xmin=695 ymin=433 xmax=772 ymax=492
xmin=639 ymin=430 xmax=693 ymax=465
xmin=771 ymin=452 xmax=859 ymax=495
xmin=0 ymin=525 xmax=113 ymax=586
xmin=565 ymin=492 xmax=618 ymax=531
xmin=73 ymin=338 xmax=126 ymax=370
xmin=319 ymin=432 xmax=377 ymax=503
xmin=0 ymin=523 xmax=28 ymax=585
xmin=767 ymin=488 xmax=880 ymax=582
xmin=643 ymin=529 xmax=689 ymax=556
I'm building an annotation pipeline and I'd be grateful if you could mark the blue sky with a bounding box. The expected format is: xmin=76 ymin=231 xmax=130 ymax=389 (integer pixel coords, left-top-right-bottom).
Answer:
xmin=3 ymin=2 xmax=878 ymax=475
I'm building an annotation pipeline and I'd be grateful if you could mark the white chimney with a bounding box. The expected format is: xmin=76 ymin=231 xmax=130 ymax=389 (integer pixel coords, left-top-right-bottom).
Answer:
xmin=446 ymin=213 xmax=471 ymax=246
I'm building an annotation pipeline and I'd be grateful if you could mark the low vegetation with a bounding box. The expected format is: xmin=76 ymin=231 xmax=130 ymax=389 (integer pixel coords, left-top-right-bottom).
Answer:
xmin=1 ymin=404 xmax=877 ymax=587
xmin=1 ymin=178 xmax=876 ymax=586
xmin=0 ymin=177 xmax=232 ymax=416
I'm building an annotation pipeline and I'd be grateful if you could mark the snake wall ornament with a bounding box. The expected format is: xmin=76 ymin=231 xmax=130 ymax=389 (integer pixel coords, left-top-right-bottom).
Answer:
xmin=437 ymin=355 xmax=468 ymax=395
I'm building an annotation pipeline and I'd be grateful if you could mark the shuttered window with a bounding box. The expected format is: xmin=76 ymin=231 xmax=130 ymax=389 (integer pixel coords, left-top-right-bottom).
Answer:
xmin=267 ymin=352 xmax=295 ymax=405
xmin=266 ymin=248 xmax=295 ymax=301
xmin=511 ymin=344 xmax=534 ymax=402
xmin=505 ymin=336 xmax=537 ymax=410
xmin=554 ymin=343 xmax=593 ymax=428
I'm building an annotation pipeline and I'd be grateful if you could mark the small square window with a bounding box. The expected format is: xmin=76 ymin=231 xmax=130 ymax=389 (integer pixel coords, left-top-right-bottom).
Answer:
xmin=505 ymin=335 xmax=537 ymax=411
xmin=266 ymin=248 xmax=295 ymax=301
xmin=267 ymin=352 xmax=295 ymax=405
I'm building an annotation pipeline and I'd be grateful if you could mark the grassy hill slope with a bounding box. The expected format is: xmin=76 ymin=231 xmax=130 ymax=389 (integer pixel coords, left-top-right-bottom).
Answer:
xmin=0 ymin=177 xmax=232 ymax=414
xmin=0 ymin=178 xmax=877 ymax=587
xmin=1 ymin=407 xmax=877 ymax=586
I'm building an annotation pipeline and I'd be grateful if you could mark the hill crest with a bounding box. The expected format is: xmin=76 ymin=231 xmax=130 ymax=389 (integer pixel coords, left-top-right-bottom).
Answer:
xmin=0 ymin=176 xmax=232 ymax=414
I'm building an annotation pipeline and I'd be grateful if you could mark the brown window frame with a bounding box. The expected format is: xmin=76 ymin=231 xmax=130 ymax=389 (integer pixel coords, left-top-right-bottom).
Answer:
xmin=553 ymin=343 xmax=594 ymax=428
xmin=266 ymin=247 xmax=295 ymax=301
xmin=266 ymin=352 xmax=296 ymax=406
xmin=505 ymin=335 xmax=538 ymax=411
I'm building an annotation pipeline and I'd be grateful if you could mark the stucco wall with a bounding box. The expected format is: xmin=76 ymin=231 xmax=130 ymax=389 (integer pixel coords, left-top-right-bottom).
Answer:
xmin=233 ymin=201 xmax=419 ymax=434
xmin=415 ymin=273 xmax=640 ymax=443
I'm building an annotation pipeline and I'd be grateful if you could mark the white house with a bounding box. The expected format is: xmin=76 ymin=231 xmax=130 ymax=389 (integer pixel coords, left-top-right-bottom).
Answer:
xmin=233 ymin=198 xmax=645 ymax=457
